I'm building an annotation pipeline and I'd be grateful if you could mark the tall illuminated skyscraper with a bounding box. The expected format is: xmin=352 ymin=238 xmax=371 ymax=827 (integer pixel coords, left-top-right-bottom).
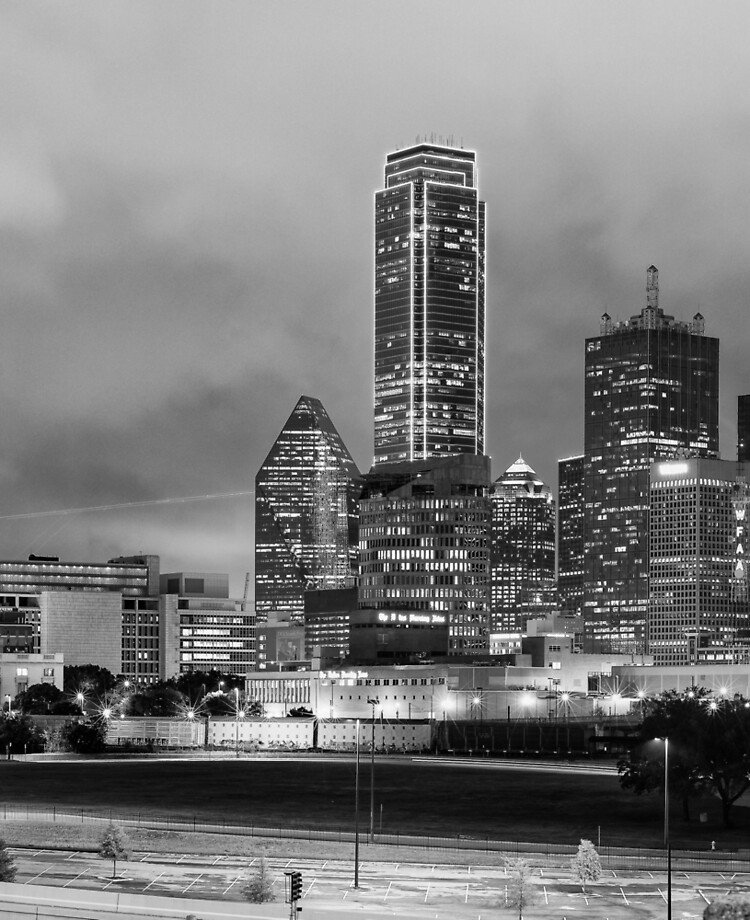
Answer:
xmin=583 ymin=266 xmax=719 ymax=653
xmin=489 ymin=457 xmax=555 ymax=632
xmin=374 ymin=142 xmax=485 ymax=464
xmin=255 ymin=396 xmax=361 ymax=625
xmin=557 ymin=455 xmax=585 ymax=618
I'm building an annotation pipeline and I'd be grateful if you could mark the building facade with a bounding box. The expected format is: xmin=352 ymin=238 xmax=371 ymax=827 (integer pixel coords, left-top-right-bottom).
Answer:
xmin=374 ymin=142 xmax=485 ymax=464
xmin=255 ymin=396 xmax=360 ymax=625
xmin=159 ymin=572 xmax=255 ymax=679
xmin=738 ymin=395 xmax=750 ymax=463
xmin=489 ymin=456 xmax=555 ymax=632
xmin=358 ymin=453 xmax=491 ymax=656
xmin=557 ymin=454 xmax=585 ymax=617
xmin=649 ymin=458 xmax=750 ymax=665
xmin=583 ymin=266 xmax=719 ymax=653
xmin=0 ymin=554 xmax=160 ymax=680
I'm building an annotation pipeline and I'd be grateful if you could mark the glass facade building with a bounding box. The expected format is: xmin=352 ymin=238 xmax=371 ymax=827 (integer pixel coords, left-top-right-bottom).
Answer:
xmin=489 ymin=457 xmax=556 ymax=632
xmin=358 ymin=454 xmax=491 ymax=655
xmin=649 ymin=459 xmax=750 ymax=665
xmin=738 ymin=395 xmax=750 ymax=462
xmin=557 ymin=455 xmax=585 ymax=617
xmin=255 ymin=396 xmax=361 ymax=625
xmin=583 ymin=266 xmax=719 ymax=653
xmin=374 ymin=143 xmax=485 ymax=464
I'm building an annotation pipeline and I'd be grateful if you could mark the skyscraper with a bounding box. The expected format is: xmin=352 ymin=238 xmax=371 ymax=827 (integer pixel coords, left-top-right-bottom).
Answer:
xmin=358 ymin=453 xmax=491 ymax=656
xmin=583 ymin=266 xmax=719 ymax=653
xmin=255 ymin=396 xmax=361 ymax=624
xmin=489 ymin=456 xmax=556 ymax=632
xmin=557 ymin=455 xmax=585 ymax=617
xmin=738 ymin=395 xmax=750 ymax=462
xmin=374 ymin=142 xmax=485 ymax=464
xmin=649 ymin=458 xmax=750 ymax=665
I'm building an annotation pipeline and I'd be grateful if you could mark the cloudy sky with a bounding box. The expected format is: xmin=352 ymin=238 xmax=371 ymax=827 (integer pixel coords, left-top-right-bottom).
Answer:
xmin=2 ymin=1 xmax=748 ymax=595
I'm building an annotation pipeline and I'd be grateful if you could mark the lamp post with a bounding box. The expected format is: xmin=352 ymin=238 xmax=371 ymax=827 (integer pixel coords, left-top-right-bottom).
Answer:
xmin=367 ymin=697 xmax=379 ymax=843
xmin=354 ymin=718 xmax=360 ymax=888
xmin=661 ymin=736 xmax=671 ymax=920
xmin=234 ymin=687 xmax=240 ymax=758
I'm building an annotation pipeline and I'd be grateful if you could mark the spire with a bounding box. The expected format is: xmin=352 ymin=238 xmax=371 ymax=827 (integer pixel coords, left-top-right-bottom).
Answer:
xmin=646 ymin=265 xmax=659 ymax=310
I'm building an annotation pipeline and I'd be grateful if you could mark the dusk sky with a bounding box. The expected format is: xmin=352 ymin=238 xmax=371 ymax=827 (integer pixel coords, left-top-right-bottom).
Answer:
xmin=2 ymin=1 xmax=749 ymax=595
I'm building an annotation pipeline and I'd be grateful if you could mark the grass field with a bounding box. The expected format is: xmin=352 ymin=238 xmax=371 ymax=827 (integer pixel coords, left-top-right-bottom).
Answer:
xmin=1 ymin=756 xmax=746 ymax=850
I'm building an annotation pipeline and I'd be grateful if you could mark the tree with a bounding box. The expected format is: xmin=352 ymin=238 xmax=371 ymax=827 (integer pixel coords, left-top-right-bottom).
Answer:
xmin=99 ymin=822 xmax=129 ymax=878
xmin=571 ymin=839 xmax=601 ymax=894
xmin=0 ymin=713 xmax=46 ymax=755
xmin=704 ymin=892 xmax=750 ymax=919
xmin=618 ymin=688 xmax=750 ymax=827
xmin=0 ymin=838 xmax=17 ymax=882
xmin=13 ymin=683 xmax=70 ymax=715
xmin=60 ymin=719 xmax=107 ymax=754
xmin=243 ymin=856 xmax=276 ymax=903
xmin=120 ymin=684 xmax=186 ymax=717
xmin=503 ymin=857 xmax=535 ymax=919
xmin=64 ymin=664 xmax=117 ymax=697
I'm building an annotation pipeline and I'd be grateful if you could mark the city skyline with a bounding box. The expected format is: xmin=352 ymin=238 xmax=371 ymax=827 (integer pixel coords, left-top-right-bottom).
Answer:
xmin=2 ymin=2 xmax=748 ymax=594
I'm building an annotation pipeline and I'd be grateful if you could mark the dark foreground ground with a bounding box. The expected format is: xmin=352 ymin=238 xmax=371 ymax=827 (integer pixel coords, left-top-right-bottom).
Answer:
xmin=1 ymin=755 xmax=745 ymax=850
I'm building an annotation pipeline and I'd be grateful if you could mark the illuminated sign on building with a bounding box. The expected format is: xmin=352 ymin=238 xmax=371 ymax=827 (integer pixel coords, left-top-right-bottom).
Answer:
xmin=376 ymin=612 xmax=447 ymax=626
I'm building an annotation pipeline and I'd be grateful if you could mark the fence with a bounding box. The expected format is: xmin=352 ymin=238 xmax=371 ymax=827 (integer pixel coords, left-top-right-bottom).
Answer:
xmin=2 ymin=803 xmax=748 ymax=872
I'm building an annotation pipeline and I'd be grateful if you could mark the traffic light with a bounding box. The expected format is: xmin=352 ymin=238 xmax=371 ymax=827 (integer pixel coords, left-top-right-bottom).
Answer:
xmin=290 ymin=871 xmax=302 ymax=902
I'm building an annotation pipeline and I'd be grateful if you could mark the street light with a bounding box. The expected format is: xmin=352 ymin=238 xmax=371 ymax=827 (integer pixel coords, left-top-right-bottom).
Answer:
xmin=367 ymin=697 xmax=380 ymax=843
xmin=354 ymin=718 xmax=360 ymax=888
xmin=660 ymin=736 xmax=671 ymax=920
xmin=76 ymin=692 xmax=85 ymax=716
xmin=234 ymin=687 xmax=240 ymax=758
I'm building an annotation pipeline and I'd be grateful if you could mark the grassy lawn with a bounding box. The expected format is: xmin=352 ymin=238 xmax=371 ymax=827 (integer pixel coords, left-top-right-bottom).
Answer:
xmin=0 ymin=756 xmax=745 ymax=850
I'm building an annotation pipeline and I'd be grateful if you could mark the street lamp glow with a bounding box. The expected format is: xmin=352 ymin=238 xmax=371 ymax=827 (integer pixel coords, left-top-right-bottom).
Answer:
xmin=187 ymin=709 xmax=195 ymax=720
xmin=709 ymin=701 xmax=718 ymax=711
xmin=102 ymin=708 xmax=112 ymax=720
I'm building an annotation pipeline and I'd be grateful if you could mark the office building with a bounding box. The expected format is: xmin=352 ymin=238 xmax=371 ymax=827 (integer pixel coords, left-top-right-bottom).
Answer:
xmin=649 ymin=458 xmax=750 ymax=665
xmin=489 ymin=456 xmax=555 ymax=632
xmin=557 ymin=455 xmax=585 ymax=617
xmin=159 ymin=572 xmax=255 ymax=679
xmin=583 ymin=266 xmax=719 ymax=653
xmin=304 ymin=587 xmax=358 ymax=661
xmin=374 ymin=142 xmax=485 ymax=464
xmin=358 ymin=453 xmax=491 ymax=655
xmin=255 ymin=396 xmax=361 ymax=625
xmin=739 ymin=395 xmax=750 ymax=462
xmin=0 ymin=554 xmax=160 ymax=679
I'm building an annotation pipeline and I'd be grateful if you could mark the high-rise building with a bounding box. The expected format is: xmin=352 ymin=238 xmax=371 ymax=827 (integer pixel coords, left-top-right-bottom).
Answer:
xmin=489 ymin=456 xmax=555 ymax=632
xmin=358 ymin=453 xmax=491 ymax=656
xmin=738 ymin=395 xmax=750 ymax=462
xmin=255 ymin=396 xmax=361 ymax=625
xmin=557 ymin=455 xmax=585 ymax=617
xmin=649 ymin=458 xmax=750 ymax=665
xmin=374 ymin=143 xmax=485 ymax=464
xmin=583 ymin=266 xmax=719 ymax=653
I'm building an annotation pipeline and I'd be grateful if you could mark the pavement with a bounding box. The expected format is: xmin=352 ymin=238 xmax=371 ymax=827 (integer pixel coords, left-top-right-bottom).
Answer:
xmin=1 ymin=845 xmax=749 ymax=919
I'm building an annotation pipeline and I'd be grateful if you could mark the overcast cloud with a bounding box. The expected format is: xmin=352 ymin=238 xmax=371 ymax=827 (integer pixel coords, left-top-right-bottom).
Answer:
xmin=1 ymin=1 xmax=748 ymax=594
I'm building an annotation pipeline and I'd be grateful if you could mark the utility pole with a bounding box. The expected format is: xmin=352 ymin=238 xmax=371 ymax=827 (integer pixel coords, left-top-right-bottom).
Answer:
xmin=367 ymin=697 xmax=380 ymax=843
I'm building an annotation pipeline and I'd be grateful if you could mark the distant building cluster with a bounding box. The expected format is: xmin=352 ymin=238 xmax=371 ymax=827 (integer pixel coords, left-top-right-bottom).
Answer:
xmin=3 ymin=141 xmax=750 ymax=715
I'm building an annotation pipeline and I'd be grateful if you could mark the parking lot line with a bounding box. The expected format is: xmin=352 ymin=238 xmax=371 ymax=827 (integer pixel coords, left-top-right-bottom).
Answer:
xmin=182 ymin=873 xmax=203 ymax=894
xmin=143 ymin=870 xmax=165 ymax=891
xmin=63 ymin=868 xmax=90 ymax=888
xmin=222 ymin=874 xmax=242 ymax=896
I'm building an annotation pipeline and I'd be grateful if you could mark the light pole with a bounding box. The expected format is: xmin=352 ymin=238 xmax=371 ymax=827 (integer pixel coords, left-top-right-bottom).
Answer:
xmin=234 ymin=687 xmax=243 ymax=758
xmin=367 ymin=697 xmax=379 ymax=842
xmin=354 ymin=718 xmax=360 ymax=888
xmin=661 ymin=736 xmax=671 ymax=920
